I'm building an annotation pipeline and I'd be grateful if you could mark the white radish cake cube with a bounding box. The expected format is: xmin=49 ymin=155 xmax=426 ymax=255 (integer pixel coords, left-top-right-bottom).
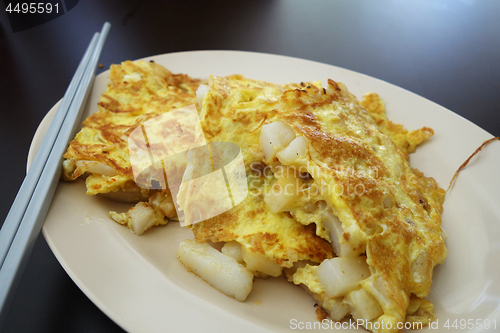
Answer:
xmin=276 ymin=136 xmax=308 ymax=165
xmin=176 ymin=239 xmax=253 ymax=301
xmin=345 ymin=288 xmax=383 ymax=322
xmin=260 ymin=121 xmax=296 ymax=162
xmin=316 ymin=256 xmax=371 ymax=297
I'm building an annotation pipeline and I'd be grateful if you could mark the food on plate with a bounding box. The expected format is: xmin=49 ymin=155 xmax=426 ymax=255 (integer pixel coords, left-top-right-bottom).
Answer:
xmin=190 ymin=74 xmax=446 ymax=332
xmin=62 ymin=61 xmax=447 ymax=332
xmin=62 ymin=60 xmax=200 ymax=202
xmin=62 ymin=60 xmax=200 ymax=234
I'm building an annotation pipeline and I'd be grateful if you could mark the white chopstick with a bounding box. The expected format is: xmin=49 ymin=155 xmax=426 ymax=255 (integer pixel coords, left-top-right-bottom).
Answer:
xmin=0 ymin=22 xmax=111 ymax=328
xmin=0 ymin=36 xmax=98 ymax=270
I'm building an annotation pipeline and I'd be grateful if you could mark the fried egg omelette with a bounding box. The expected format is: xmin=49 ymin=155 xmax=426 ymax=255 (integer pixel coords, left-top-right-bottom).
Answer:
xmin=187 ymin=74 xmax=446 ymax=332
xmin=63 ymin=60 xmax=200 ymax=202
xmin=63 ymin=61 xmax=447 ymax=333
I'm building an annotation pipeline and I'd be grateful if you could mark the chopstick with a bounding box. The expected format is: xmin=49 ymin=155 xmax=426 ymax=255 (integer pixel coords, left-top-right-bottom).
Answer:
xmin=0 ymin=28 xmax=100 ymax=270
xmin=0 ymin=22 xmax=111 ymax=329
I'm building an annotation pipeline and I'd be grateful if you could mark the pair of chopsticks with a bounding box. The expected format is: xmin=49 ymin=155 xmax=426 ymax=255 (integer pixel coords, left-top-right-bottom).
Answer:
xmin=0 ymin=22 xmax=111 ymax=329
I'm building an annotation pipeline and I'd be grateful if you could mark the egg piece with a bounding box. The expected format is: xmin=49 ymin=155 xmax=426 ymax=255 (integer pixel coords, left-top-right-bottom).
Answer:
xmin=63 ymin=60 xmax=201 ymax=199
xmin=264 ymin=172 xmax=303 ymax=213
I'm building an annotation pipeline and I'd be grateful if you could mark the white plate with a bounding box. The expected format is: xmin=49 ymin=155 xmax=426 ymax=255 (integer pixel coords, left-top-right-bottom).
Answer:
xmin=29 ymin=51 xmax=500 ymax=332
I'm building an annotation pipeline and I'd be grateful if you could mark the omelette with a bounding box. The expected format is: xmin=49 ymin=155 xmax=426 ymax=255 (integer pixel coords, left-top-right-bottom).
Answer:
xmin=187 ymin=74 xmax=446 ymax=332
xmin=63 ymin=61 xmax=200 ymax=232
xmin=63 ymin=61 xmax=447 ymax=333
xmin=63 ymin=60 xmax=200 ymax=201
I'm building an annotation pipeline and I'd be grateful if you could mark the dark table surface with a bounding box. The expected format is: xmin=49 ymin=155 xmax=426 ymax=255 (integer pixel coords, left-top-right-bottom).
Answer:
xmin=1 ymin=0 xmax=499 ymax=332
